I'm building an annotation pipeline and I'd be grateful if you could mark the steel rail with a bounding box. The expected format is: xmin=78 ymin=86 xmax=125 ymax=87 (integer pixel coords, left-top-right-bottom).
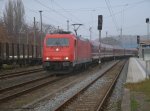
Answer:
xmin=0 ymin=68 xmax=43 ymax=79
xmin=0 ymin=74 xmax=68 ymax=103
xmin=54 ymin=61 xmax=120 ymax=111
xmin=0 ymin=73 xmax=51 ymax=93
xmin=96 ymin=61 xmax=125 ymax=111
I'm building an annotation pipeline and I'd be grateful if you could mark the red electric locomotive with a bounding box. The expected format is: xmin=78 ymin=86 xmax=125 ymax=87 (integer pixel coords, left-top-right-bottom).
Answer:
xmin=42 ymin=33 xmax=91 ymax=72
xmin=42 ymin=33 xmax=137 ymax=73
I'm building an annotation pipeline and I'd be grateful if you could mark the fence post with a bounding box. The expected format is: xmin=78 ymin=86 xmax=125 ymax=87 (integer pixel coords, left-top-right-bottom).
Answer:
xmin=17 ymin=44 xmax=20 ymax=63
xmin=6 ymin=43 xmax=9 ymax=60
xmin=22 ymin=44 xmax=25 ymax=59
xmin=12 ymin=43 xmax=14 ymax=60
xmin=32 ymin=45 xmax=33 ymax=59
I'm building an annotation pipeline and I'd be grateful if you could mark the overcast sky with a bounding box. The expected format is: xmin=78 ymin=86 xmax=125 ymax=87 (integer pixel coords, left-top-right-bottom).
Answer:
xmin=0 ymin=0 xmax=150 ymax=40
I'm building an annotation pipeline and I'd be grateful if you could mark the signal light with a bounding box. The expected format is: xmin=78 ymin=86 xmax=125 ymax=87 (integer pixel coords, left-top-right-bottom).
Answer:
xmin=98 ymin=15 xmax=103 ymax=30
xmin=146 ymin=18 xmax=149 ymax=23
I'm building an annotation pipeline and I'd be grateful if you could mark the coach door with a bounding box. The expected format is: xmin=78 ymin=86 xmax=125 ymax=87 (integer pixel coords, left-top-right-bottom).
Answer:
xmin=74 ymin=39 xmax=77 ymax=61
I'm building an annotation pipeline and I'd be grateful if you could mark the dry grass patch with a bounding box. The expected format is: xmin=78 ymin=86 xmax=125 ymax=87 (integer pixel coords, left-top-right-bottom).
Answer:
xmin=125 ymin=79 xmax=150 ymax=98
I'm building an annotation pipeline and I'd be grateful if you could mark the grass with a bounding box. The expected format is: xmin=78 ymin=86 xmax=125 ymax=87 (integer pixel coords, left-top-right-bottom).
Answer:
xmin=125 ymin=79 xmax=150 ymax=98
xmin=2 ymin=64 xmax=21 ymax=70
xmin=131 ymin=95 xmax=139 ymax=111
xmin=2 ymin=64 xmax=14 ymax=70
xmin=125 ymin=79 xmax=150 ymax=111
xmin=145 ymin=99 xmax=150 ymax=102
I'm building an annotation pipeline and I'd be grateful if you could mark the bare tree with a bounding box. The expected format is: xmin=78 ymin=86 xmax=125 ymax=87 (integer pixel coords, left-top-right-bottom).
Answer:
xmin=3 ymin=0 xmax=25 ymax=37
xmin=13 ymin=0 xmax=25 ymax=35
xmin=42 ymin=23 xmax=59 ymax=34
xmin=0 ymin=18 xmax=3 ymax=25
xmin=3 ymin=0 xmax=14 ymax=35
xmin=42 ymin=23 xmax=53 ymax=34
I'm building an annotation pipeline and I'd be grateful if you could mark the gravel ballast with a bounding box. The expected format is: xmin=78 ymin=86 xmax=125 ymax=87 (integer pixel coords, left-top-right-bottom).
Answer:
xmin=104 ymin=61 xmax=129 ymax=111
xmin=26 ymin=62 xmax=117 ymax=111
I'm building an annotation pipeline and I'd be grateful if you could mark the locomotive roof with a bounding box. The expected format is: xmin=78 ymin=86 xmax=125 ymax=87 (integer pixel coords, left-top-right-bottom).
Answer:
xmin=46 ymin=33 xmax=75 ymax=38
xmin=46 ymin=34 xmax=89 ymax=41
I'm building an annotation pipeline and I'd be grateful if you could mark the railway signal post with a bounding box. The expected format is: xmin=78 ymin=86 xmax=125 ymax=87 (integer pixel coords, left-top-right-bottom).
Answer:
xmin=146 ymin=18 xmax=149 ymax=40
xmin=145 ymin=18 xmax=150 ymax=78
xmin=98 ymin=15 xmax=103 ymax=65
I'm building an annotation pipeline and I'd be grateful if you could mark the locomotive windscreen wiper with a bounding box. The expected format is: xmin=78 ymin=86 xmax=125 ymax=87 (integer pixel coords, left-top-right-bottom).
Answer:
xmin=55 ymin=41 xmax=61 ymax=46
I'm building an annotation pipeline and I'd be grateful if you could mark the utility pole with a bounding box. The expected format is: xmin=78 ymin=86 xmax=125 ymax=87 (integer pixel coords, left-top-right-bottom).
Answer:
xmin=26 ymin=28 xmax=29 ymax=45
xmin=99 ymin=30 xmax=101 ymax=62
xmin=34 ymin=17 xmax=36 ymax=57
xmin=89 ymin=27 xmax=92 ymax=40
xmin=39 ymin=10 xmax=43 ymax=54
xmin=67 ymin=20 xmax=69 ymax=31
xmin=120 ymin=28 xmax=123 ymax=47
xmin=106 ymin=31 xmax=108 ymax=44
xmin=72 ymin=24 xmax=83 ymax=36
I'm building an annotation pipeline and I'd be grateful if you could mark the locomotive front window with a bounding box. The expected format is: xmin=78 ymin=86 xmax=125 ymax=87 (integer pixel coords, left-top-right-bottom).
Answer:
xmin=46 ymin=38 xmax=69 ymax=46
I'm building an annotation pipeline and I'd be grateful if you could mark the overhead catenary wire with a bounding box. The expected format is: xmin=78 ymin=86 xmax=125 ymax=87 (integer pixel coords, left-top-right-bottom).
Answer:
xmin=35 ymin=0 xmax=72 ymax=23
xmin=52 ymin=0 xmax=83 ymax=24
xmin=34 ymin=0 xmax=76 ymax=33
xmin=25 ymin=6 xmax=64 ymax=27
xmin=34 ymin=0 xmax=93 ymax=37
xmin=105 ymin=0 xmax=119 ymax=33
xmin=43 ymin=0 xmax=90 ymax=33
xmin=51 ymin=0 xmax=90 ymax=33
xmin=26 ymin=0 xmax=149 ymax=38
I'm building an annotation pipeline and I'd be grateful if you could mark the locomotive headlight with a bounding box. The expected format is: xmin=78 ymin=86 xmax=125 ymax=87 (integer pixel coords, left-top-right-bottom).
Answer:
xmin=46 ymin=57 xmax=50 ymax=60
xmin=64 ymin=57 xmax=69 ymax=60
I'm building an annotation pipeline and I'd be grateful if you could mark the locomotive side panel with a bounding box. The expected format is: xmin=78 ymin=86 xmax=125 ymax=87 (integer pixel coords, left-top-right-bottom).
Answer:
xmin=76 ymin=37 xmax=91 ymax=64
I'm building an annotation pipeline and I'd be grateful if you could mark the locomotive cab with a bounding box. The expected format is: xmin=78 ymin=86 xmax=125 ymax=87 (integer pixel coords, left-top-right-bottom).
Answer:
xmin=42 ymin=34 xmax=75 ymax=71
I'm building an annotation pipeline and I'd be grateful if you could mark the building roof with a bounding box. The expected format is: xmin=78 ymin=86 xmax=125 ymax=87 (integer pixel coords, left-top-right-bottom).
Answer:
xmin=140 ymin=39 xmax=150 ymax=45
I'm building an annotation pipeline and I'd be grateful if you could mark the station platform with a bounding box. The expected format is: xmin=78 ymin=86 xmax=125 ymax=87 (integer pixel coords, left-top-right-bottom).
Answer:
xmin=126 ymin=57 xmax=149 ymax=83
xmin=122 ymin=57 xmax=150 ymax=111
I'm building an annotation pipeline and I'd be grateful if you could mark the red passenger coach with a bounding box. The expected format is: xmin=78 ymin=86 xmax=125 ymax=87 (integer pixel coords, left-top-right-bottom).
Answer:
xmin=42 ymin=34 xmax=91 ymax=72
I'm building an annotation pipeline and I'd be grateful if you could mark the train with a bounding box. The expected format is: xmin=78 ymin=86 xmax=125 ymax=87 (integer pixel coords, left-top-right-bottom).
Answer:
xmin=42 ymin=33 xmax=137 ymax=72
xmin=0 ymin=43 xmax=42 ymax=67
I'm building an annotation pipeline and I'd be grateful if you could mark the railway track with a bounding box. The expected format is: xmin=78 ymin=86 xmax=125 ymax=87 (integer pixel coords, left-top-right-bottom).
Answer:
xmin=0 ymin=73 xmax=69 ymax=103
xmin=0 ymin=68 xmax=44 ymax=79
xmin=54 ymin=60 xmax=125 ymax=111
xmin=0 ymin=64 xmax=101 ymax=105
xmin=0 ymin=61 xmax=123 ymax=111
